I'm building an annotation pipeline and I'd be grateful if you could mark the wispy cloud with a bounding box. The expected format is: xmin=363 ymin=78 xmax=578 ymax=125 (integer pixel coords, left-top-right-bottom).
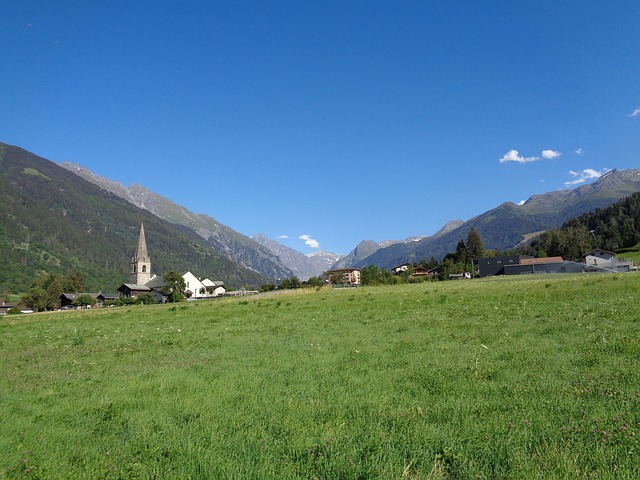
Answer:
xmin=628 ymin=107 xmax=640 ymax=118
xmin=574 ymin=148 xmax=585 ymax=155
xmin=299 ymin=234 xmax=320 ymax=249
xmin=499 ymin=150 xmax=539 ymax=164
xmin=277 ymin=235 xmax=289 ymax=239
xmin=564 ymin=168 xmax=611 ymax=187
xmin=517 ymin=200 xmax=526 ymax=206
xmin=541 ymin=149 xmax=561 ymax=160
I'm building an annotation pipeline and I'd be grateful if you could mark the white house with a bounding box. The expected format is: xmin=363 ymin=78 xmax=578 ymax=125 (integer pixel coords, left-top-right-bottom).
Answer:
xmin=202 ymin=278 xmax=226 ymax=297
xmin=183 ymin=271 xmax=226 ymax=299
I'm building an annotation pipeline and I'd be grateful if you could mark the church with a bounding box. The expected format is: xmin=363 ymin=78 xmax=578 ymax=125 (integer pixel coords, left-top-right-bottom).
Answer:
xmin=117 ymin=223 xmax=225 ymax=302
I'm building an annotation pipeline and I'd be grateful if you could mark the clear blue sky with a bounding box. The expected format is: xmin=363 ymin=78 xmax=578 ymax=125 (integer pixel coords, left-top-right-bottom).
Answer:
xmin=2 ymin=1 xmax=639 ymax=255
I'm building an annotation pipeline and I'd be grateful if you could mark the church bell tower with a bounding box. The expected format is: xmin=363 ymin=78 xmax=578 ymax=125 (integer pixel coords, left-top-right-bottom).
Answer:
xmin=131 ymin=223 xmax=151 ymax=285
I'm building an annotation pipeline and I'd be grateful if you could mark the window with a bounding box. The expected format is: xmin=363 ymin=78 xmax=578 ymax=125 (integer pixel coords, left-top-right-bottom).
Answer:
xmin=142 ymin=265 xmax=147 ymax=273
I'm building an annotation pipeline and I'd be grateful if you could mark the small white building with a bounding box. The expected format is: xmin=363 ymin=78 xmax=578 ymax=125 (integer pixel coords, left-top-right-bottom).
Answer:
xmin=202 ymin=278 xmax=226 ymax=297
xmin=183 ymin=271 xmax=225 ymax=298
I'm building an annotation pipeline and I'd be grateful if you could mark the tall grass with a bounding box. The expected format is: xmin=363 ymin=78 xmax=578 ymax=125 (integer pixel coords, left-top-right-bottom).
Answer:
xmin=1 ymin=274 xmax=639 ymax=478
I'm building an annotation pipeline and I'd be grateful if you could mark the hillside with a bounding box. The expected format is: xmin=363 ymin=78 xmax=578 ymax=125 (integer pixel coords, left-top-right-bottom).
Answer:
xmin=355 ymin=169 xmax=640 ymax=269
xmin=61 ymin=162 xmax=294 ymax=280
xmin=0 ymin=143 xmax=268 ymax=293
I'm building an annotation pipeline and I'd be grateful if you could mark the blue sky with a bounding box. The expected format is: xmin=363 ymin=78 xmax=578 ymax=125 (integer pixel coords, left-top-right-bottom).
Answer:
xmin=2 ymin=1 xmax=639 ymax=255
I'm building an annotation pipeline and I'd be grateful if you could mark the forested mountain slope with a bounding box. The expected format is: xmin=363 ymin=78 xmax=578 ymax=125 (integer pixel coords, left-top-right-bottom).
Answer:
xmin=0 ymin=143 xmax=268 ymax=293
xmin=62 ymin=162 xmax=294 ymax=280
xmin=522 ymin=191 xmax=640 ymax=260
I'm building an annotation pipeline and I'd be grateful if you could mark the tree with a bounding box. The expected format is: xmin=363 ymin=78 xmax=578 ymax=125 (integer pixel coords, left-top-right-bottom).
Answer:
xmin=260 ymin=283 xmax=276 ymax=292
xmin=467 ymin=228 xmax=484 ymax=259
xmin=137 ymin=292 xmax=157 ymax=305
xmin=360 ymin=265 xmax=380 ymax=286
xmin=280 ymin=276 xmax=302 ymax=289
xmin=162 ymin=271 xmax=186 ymax=303
xmin=22 ymin=286 xmax=48 ymax=312
xmin=22 ymin=273 xmax=64 ymax=311
xmin=307 ymin=276 xmax=324 ymax=287
xmin=454 ymin=239 xmax=469 ymax=267
xmin=64 ymin=272 xmax=85 ymax=293
xmin=74 ymin=294 xmax=96 ymax=308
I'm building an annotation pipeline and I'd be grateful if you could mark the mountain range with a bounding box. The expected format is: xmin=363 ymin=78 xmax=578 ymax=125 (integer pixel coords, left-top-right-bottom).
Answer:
xmin=251 ymin=234 xmax=342 ymax=280
xmin=352 ymin=169 xmax=640 ymax=269
xmin=59 ymin=159 xmax=640 ymax=274
xmin=0 ymin=142 xmax=269 ymax=293
xmin=61 ymin=162 xmax=295 ymax=281
xmin=3 ymin=141 xmax=640 ymax=294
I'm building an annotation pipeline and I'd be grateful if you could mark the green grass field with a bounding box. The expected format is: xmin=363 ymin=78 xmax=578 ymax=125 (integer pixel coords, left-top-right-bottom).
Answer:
xmin=2 ymin=274 xmax=640 ymax=479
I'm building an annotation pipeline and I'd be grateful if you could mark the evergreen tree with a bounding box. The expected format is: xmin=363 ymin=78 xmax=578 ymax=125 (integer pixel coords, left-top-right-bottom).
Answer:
xmin=467 ymin=228 xmax=485 ymax=258
xmin=454 ymin=240 xmax=468 ymax=266
xmin=64 ymin=272 xmax=85 ymax=293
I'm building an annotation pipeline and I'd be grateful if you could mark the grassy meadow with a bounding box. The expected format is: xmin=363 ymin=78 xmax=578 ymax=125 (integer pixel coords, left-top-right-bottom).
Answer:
xmin=1 ymin=274 xmax=640 ymax=479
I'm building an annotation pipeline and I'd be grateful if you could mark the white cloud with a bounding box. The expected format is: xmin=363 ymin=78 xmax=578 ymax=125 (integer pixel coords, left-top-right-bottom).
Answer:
xmin=517 ymin=200 xmax=526 ymax=206
xmin=574 ymin=148 xmax=585 ymax=155
xmin=564 ymin=168 xmax=611 ymax=187
xmin=499 ymin=149 xmax=540 ymax=164
xmin=277 ymin=235 xmax=289 ymax=239
xmin=541 ymin=149 xmax=561 ymax=159
xmin=299 ymin=234 xmax=320 ymax=249
xmin=628 ymin=107 xmax=640 ymax=118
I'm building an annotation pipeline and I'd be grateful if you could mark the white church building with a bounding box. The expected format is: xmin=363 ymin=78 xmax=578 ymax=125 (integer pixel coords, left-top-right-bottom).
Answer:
xmin=117 ymin=223 xmax=225 ymax=301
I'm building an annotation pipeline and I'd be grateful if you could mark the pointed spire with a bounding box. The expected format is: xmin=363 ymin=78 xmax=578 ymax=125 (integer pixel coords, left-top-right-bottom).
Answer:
xmin=135 ymin=223 xmax=148 ymax=260
xmin=131 ymin=223 xmax=152 ymax=285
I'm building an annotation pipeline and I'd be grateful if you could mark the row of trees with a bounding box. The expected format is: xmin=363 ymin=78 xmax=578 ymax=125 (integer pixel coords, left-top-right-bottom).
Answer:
xmin=22 ymin=272 xmax=86 ymax=311
xmin=260 ymin=276 xmax=324 ymax=292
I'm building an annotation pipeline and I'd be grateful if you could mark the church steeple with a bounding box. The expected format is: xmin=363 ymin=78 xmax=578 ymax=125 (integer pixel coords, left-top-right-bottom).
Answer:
xmin=131 ymin=223 xmax=151 ymax=285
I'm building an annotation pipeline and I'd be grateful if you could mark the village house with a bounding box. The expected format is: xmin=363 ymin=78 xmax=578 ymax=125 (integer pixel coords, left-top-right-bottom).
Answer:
xmin=0 ymin=298 xmax=18 ymax=315
xmin=412 ymin=265 xmax=438 ymax=277
xmin=116 ymin=283 xmax=152 ymax=299
xmin=183 ymin=271 xmax=225 ymax=299
xmin=392 ymin=263 xmax=411 ymax=274
xmin=60 ymin=292 xmax=118 ymax=308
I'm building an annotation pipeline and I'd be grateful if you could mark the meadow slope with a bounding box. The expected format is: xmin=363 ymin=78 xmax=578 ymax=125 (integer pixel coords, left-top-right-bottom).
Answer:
xmin=1 ymin=274 xmax=639 ymax=478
